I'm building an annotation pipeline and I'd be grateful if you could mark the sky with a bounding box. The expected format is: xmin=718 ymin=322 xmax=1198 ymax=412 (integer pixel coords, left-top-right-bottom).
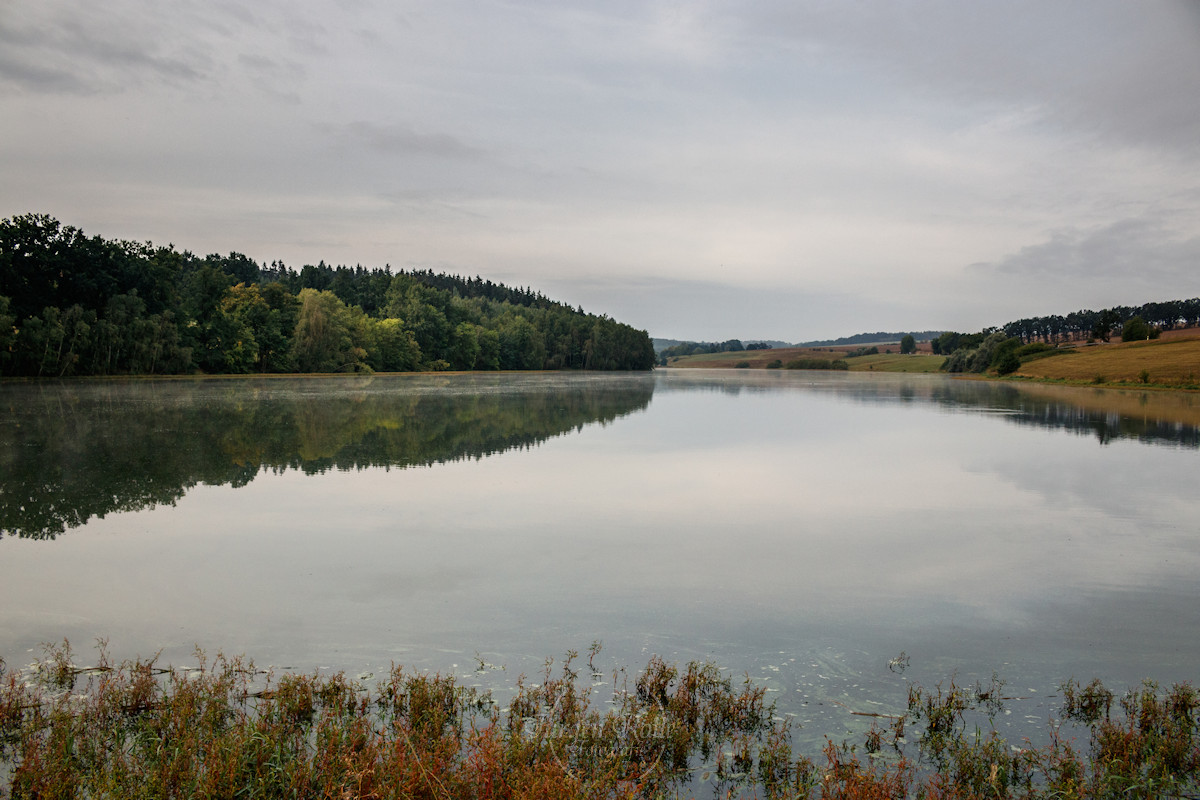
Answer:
xmin=2 ymin=1 xmax=1199 ymax=343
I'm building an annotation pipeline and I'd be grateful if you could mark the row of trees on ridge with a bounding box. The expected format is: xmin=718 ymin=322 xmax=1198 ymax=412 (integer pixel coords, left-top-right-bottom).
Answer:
xmin=931 ymin=298 xmax=1197 ymax=375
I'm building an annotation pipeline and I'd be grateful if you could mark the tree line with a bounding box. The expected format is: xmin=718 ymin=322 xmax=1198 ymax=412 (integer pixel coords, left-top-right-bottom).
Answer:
xmin=657 ymin=338 xmax=777 ymax=366
xmin=997 ymin=299 xmax=1200 ymax=345
xmin=0 ymin=213 xmax=655 ymax=377
xmin=930 ymin=296 xmax=1199 ymax=376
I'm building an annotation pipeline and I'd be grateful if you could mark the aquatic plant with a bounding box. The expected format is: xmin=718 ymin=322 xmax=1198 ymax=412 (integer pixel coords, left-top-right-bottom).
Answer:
xmin=2 ymin=642 xmax=1198 ymax=799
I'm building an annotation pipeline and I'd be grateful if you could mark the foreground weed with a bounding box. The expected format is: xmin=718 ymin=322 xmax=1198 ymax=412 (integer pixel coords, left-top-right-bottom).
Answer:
xmin=3 ymin=642 xmax=1200 ymax=800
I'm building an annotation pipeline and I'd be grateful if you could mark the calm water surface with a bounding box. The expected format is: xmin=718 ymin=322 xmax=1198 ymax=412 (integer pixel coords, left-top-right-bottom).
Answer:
xmin=2 ymin=371 xmax=1198 ymax=744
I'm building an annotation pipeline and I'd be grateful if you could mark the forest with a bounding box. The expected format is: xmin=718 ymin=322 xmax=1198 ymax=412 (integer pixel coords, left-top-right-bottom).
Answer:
xmin=0 ymin=213 xmax=656 ymax=377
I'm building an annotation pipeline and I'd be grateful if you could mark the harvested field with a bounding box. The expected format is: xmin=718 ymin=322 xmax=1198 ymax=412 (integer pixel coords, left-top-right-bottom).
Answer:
xmin=1016 ymin=333 xmax=1200 ymax=386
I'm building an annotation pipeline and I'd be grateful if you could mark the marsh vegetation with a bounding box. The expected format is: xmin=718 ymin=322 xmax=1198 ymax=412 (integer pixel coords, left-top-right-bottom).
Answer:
xmin=3 ymin=641 xmax=1198 ymax=799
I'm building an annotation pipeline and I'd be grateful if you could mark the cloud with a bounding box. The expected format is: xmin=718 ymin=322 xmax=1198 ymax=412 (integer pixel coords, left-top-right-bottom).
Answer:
xmin=976 ymin=214 xmax=1200 ymax=283
xmin=0 ymin=4 xmax=209 ymax=94
xmin=730 ymin=0 xmax=1200 ymax=153
xmin=334 ymin=121 xmax=486 ymax=160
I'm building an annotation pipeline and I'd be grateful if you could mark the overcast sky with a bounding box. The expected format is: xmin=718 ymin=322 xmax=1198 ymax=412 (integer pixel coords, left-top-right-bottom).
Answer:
xmin=3 ymin=1 xmax=1199 ymax=342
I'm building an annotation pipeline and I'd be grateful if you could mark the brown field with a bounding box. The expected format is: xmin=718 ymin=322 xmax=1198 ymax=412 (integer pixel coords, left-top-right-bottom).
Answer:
xmin=1016 ymin=331 xmax=1200 ymax=386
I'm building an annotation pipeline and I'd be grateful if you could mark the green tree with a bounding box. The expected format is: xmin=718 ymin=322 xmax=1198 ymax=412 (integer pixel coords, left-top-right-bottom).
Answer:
xmin=447 ymin=322 xmax=481 ymax=371
xmin=0 ymin=295 xmax=15 ymax=375
xmin=367 ymin=318 xmax=421 ymax=372
xmin=215 ymin=284 xmax=268 ymax=373
xmin=1121 ymin=316 xmax=1154 ymax=342
xmin=900 ymin=334 xmax=916 ymax=354
xmin=1091 ymin=309 xmax=1121 ymax=342
xmin=499 ymin=315 xmax=545 ymax=370
xmin=475 ymin=327 xmax=501 ymax=370
xmin=255 ymin=282 xmax=300 ymax=372
xmin=291 ymin=289 xmax=368 ymax=373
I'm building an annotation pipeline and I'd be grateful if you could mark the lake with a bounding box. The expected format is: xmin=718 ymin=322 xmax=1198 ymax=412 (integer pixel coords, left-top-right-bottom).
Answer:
xmin=2 ymin=370 xmax=1198 ymax=747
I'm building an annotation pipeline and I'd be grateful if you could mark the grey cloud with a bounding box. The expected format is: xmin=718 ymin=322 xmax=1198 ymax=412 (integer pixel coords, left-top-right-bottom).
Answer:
xmin=975 ymin=215 xmax=1200 ymax=282
xmin=56 ymin=18 xmax=205 ymax=83
xmin=0 ymin=5 xmax=208 ymax=93
xmin=236 ymin=52 xmax=307 ymax=88
xmin=0 ymin=49 xmax=93 ymax=93
xmin=731 ymin=0 xmax=1200 ymax=152
xmin=337 ymin=121 xmax=486 ymax=160
xmin=376 ymin=189 xmax=489 ymax=221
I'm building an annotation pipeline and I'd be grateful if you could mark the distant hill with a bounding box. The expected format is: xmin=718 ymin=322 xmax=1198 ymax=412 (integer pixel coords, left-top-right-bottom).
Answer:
xmin=652 ymin=338 xmax=686 ymax=352
xmin=653 ymin=337 xmax=792 ymax=353
xmin=800 ymin=331 xmax=944 ymax=347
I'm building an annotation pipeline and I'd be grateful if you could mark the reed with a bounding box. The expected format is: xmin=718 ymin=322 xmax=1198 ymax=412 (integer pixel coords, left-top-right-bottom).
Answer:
xmin=2 ymin=641 xmax=1198 ymax=799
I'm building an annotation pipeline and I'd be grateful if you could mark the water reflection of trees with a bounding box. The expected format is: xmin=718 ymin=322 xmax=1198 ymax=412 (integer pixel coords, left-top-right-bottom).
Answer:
xmin=928 ymin=382 xmax=1200 ymax=448
xmin=658 ymin=372 xmax=1200 ymax=448
xmin=0 ymin=375 xmax=655 ymax=540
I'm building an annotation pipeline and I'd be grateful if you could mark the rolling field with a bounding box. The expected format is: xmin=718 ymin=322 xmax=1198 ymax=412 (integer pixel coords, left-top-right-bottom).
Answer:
xmin=661 ymin=347 xmax=944 ymax=372
xmin=1015 ymin=333 xmax=1200 ymax=386
xmin=661 ymin=330 xmax=1200 ymax=387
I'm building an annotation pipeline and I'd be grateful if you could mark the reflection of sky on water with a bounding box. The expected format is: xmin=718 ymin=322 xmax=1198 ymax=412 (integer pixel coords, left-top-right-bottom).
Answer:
xmin=1 ymin=371 xmax=1197 ymax=739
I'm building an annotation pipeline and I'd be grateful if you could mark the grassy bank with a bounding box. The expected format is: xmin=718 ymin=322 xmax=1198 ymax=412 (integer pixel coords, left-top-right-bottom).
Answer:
xmin=3 ymin=642 xmax=1198 ymax=799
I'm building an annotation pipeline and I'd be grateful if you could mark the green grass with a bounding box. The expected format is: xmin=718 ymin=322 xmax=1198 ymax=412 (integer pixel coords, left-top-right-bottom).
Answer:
xmin=4 ymin=641 xmax=1199 ymax=799
xmin=845 ymin=354 xmax=945 ymax=373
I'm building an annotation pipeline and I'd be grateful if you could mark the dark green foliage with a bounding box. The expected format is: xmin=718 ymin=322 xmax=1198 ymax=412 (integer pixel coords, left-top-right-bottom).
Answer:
xmin=900 ymin=334 xmax=916 ymax=354
xmin=1121 ymin=315 xmax=1158 ymax=342
xmin=802 ymin=330 xmax=944 ymax=348
xmin=657 ymin=339 xmax=746 ymax=361
xmin=943 ymin=331 xmax=1004 ymax=373
xmin=943 ymin=333 xmax=1030 ymax=375
xmin=935 ymin=330 xmax=992 ymax=362
xmin=994 ymin=349 xmax=1021 ymax=375
xmin=1003 ymin=299 xmax=1198 ymax=345
xmin=932 ymin=331 xmax=960 ymax=356
xmin=1015 ymin=341 xmax=1053 ymax=358
xmin=0 ymin=213 xmax=654 ymax=375
xmin=990 ymin=336 xmax=1023 ymax=374
xmin=1092 ymin=308 xmax=1122 ymax=342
